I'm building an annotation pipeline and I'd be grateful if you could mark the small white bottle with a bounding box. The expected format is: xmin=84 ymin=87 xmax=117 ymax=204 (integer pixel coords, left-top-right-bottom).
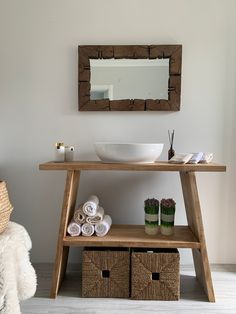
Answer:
xmin=55 ymin=142 xmax=65 ymax=162
xmin=64 ymin=146 xmax=75 ymax=162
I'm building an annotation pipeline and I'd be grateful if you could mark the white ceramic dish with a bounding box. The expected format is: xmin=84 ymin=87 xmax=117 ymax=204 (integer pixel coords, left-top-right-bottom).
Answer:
xmin=94 ymin=142 xmax=164 ymax=163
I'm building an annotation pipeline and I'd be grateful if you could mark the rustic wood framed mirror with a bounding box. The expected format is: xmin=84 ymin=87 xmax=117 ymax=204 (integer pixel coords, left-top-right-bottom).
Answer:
xmin=78 ymin=45 xmax=182 ymax=111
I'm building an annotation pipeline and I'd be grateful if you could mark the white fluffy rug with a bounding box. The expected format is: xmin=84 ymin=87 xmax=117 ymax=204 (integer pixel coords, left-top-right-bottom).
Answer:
xmin=0 ymin=222 xmax=37 ymax=314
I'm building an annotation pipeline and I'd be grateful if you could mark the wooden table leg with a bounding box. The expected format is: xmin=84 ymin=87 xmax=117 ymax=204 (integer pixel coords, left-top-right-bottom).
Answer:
xmin=180 ymin=171 xmax=215 ymax=302
xmin=50 ymin=170 xmax=80 ymax=298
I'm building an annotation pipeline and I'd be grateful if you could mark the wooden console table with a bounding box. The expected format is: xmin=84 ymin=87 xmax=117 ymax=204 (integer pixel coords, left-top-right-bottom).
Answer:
xmin=39 ymin=161 xmax=226 ymax=301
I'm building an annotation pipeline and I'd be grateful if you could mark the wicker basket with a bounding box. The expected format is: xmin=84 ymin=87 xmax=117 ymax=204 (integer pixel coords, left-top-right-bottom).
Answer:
xmin=82 ymin=247 xmax=130 ymax=298
xmin=131 ymin=248 xmax=180 ymax=300
xmin=0 ymin=181 xmax=13 ymax=234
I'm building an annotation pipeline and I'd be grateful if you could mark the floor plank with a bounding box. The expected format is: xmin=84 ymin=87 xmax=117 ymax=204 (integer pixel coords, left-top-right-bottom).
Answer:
xmin=21 ymin=264 xmax=236 ymax=314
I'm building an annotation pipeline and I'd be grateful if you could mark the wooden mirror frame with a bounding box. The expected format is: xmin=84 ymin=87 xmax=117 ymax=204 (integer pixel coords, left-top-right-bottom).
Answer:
xmin=78 ymin=45 xmax=182 ymax=111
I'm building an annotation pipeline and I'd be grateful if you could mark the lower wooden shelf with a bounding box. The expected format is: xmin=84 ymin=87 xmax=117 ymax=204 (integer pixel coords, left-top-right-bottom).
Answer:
xmin=63 ymin=225 xmax=200 ymax=249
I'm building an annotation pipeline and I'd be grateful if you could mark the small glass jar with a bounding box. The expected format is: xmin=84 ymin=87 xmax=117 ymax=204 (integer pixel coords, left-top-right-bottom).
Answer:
xmin=64 ymin=146 xmax=75 ymax=162
xmin=54 ymin=142 xmax=65 ymax=162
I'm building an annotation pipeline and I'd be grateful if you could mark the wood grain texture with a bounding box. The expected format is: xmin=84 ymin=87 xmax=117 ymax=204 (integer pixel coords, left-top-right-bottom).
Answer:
xmin=146 ymin=99 xmax=172 ymax=111
xmin=39 ymin=161 xmax=226 ymax=172
xmin=78 ymin=44 xmax=182 ymax=111
xmin=39 ymin=162 xmax=226 ymax=302
xmin=113 ymin=45 xmax=149 ymax=59
xmin=50 ymin=170 xmax=80 ymax=298
xmin=110 ymin=99 xmax=132 ymax=111
xmin=180 ymin=172 xmax=215 ymax=302
xmin=109 ymin=99 xmax=145 ymax=111
xmin=80 ymin=100 xmax=110 ymax=111
xmin=63 ymin=225 xmax=200 ymax=249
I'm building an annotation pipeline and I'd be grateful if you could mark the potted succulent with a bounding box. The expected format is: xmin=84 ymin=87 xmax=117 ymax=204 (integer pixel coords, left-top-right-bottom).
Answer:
xmin=160 ymin=198 xmax=176 ymax=236
xmin=144 ymin=198 xmax=159 ymax=235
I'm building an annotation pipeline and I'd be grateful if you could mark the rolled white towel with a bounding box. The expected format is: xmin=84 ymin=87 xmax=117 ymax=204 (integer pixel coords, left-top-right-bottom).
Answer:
xmin=199 ymin=153 xmax=213 ymax=163
xmin=82 ymin=195 xmax=99 ymax=217
xmin=95 ymin=215 xmax=112 ymax=237
xmin=187 ymin=152 xmax=204 ymax=164
xmin=86 ymin=206 xmax=104 ymax=224
xmin=67 ymin=221 xmax=81 ymax=236
xmin=168 ymin=153 xmax=193 ymax=164
xmin=82 ymin=223 xmax=95 ymax=237
xmin=74 ymin=205 xmax=86 ymax=224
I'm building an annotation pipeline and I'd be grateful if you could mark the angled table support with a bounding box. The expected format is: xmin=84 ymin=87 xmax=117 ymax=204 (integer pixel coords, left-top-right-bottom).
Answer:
xmin=180 ymin=171 xmax=215 ymax=302
xmin=39 ymin=161 xmax=226 ymax=300
xmin=50 ymin=170 xmax=80 ymax=298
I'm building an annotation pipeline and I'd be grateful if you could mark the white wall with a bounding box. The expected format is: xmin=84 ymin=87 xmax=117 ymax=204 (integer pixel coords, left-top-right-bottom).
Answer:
xmin=0 ymin=0 xmax=235 ymax=264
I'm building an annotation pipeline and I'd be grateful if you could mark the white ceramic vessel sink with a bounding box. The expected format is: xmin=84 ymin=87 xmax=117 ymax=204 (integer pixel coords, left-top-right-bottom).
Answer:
xmin=94 ymin=142 xmax=164 ymax=163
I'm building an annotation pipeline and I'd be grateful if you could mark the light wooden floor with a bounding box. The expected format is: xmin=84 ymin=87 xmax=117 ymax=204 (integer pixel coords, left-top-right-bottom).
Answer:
xmin=21 ymin=264 xmax=236 ymax=314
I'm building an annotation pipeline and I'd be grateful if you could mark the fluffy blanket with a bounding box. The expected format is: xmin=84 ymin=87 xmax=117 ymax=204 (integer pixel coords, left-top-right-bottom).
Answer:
xmin=0 ymin=222 xmax=37 ymax=314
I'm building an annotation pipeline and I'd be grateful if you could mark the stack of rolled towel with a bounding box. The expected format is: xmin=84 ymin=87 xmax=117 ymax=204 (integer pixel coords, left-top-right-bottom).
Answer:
xmin=67 ymin=195 xmax=112 ymax=237
xmin=168 ymin=152 xmax=213 ymax=164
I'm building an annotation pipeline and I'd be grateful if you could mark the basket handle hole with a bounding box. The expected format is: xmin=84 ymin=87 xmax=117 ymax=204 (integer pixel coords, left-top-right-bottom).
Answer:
xmin=152 ymin=272 xmax=160 ymax=280
xmin=102 ymin=270 xmax=110 ymax=278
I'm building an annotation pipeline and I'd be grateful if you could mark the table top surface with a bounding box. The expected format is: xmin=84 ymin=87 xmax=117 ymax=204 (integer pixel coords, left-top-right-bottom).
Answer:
xmin=39 ymin=161 xmax=226 ymax=172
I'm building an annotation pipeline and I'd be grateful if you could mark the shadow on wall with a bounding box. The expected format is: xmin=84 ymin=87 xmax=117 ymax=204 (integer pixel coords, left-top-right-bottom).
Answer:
xmin=78 ymin=171 xmax=183 ymax=225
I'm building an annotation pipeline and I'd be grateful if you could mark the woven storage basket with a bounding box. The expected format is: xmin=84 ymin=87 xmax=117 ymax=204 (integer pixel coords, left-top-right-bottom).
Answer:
xmin=0 ymin=181 xmax=13 ymax=234
xmin=82 ymin=247 xmax=130 ymax=298
xmin=131 ymin=248 xmax=180 ymax=300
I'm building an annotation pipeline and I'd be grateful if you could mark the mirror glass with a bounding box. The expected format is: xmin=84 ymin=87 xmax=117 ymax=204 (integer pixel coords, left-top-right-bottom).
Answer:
xmin=90 ymin=58 xmax=169 ymax=101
